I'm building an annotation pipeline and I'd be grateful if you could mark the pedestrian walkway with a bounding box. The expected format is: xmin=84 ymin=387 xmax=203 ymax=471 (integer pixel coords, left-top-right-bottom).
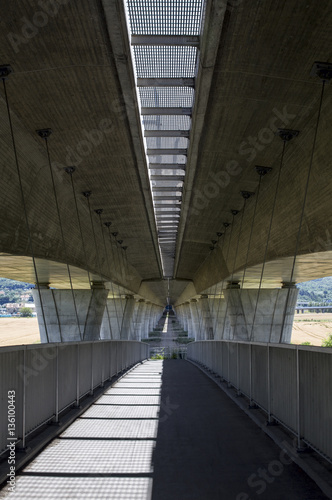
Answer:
xmin=0 ymin=360 xmax=327 ymax=499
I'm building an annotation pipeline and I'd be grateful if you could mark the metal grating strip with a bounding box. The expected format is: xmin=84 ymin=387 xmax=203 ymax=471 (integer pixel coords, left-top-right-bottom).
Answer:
xmin=134 ymin=46 xmax=197 ymax=79
xmin=126 ymin=0 xmax=204 ymax=36
xmin=139 ymin=87 xmax=194 ymax=108
xmin=143 ymin=115 xmax=191 ymax=130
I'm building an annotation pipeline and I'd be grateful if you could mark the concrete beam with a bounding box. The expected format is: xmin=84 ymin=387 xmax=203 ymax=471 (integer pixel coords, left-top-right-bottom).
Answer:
xmin=137 ymin=77 xmax=195 ymax=87
xmin=131 ymin=35 xmax=200 ymax=46
xmin=147 ymin=148 xmax=187 ymax=155
xmin=144 ymin=130 xmax=190 ymax=137
xmin=141 ymin=107 xmax=192 ymax=115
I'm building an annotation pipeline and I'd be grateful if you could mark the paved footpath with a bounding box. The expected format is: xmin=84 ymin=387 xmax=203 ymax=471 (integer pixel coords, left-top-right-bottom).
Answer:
xmin=151 ymin=360 xmax=328 ymax=500
xmin=0 ymin=359 xmax=328 ymax=499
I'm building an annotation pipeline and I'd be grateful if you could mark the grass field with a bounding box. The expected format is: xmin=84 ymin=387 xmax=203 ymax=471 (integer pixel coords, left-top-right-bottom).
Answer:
xmin=0 ymin=313 xmax=331 ymax=347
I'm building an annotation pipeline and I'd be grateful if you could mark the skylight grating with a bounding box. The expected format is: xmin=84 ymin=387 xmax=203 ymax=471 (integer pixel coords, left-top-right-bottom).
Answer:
xmin=126 ymin=0 xmax=203 ymax=36
xmin=139 ymin=87 xmax=194 ymax=107
xmin=148 ymin=155 xmax=187 ymax=163
xmin=134 ymin=46 xmax=197 ymax=78
xmin=143 ymin=115 xmax=191 ymax=130
xmin=125 ymin=0 xmax=206 ymax=278
xmin=146 ymin=137 xmax=188 ymax=148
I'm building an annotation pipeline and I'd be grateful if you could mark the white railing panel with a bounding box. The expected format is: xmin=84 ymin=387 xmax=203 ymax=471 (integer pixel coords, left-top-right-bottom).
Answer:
xmin=25 ymin=345 xmax=56 ymax=435
xmin=0 ymin=349 xmax=24 ymax=455
xmin=270 ymin=346 xmax=297 ymax=431
xmin=58 ymin=344 xmax=77 ymax=411
xmin=300 ymin=349 xmax=332 ymax=459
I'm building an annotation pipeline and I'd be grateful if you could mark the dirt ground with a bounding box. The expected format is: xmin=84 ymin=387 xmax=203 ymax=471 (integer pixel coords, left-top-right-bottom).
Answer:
xmin=0 ymin=313 xmax=331 ymax=347
xmin=0 ymin=317 xmax=40 ymax=346
xmin=291 ymin=313 xmax=332 ymax=345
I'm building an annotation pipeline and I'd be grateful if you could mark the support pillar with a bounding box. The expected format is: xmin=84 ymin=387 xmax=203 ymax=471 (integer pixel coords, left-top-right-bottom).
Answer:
xmin=223 ymin=282 xmax=299 ymax=343
xmin=200 ymin=294 xmax=214 ymax=340
xmin=33 ymin=282 xmax=108 ymax=343
xmin=189 ymin=299 xmax=201 ymax=340
xmin=133 ymin=299 xmax=146 ymax=341
xmin=101 ymin=296 xmax=124 ymax=340
xmin=184 ymin=302 xmax=191 ymax=334
xmin=120 ymin=295 xmax=136 ymax=340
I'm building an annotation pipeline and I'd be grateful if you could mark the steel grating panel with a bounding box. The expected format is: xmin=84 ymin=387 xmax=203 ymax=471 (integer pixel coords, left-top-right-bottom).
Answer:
xmin=148 ymin=155 xmax=186 ymax=163
xmin=139 ymin=87 xmax=194 ymax=107
xmin=125 ymin=0 xmax=206 ymax=278
xmin=146 ymin=137 xmax=188 ymax=148
xmin=134 ymin=46 xmax=197 ymax=79
xmin=126 ymin=0 xmax=204 ymax=36
xmin=143 ymin=115 xmax=191 ymax=130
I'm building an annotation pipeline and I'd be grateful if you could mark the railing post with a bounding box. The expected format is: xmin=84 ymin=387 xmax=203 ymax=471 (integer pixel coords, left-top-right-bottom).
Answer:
xmin=90 ymin=343 xmax=94 ymax=396
xmin=227 ymin=341 xmax=231 ymax=388
xmin=21 ymin=347 xmax=26 ymax=449
xmin=248 ymin=343 xmax=258 ymax=409
xmin=296 ymin=346 xmax=304 ymax=450
xmin=236 ymin=343 xmax=241 ymax=396
xmin=101 ymin=342 xmax=105 ymax=387
xmin=75 ymin=344 xmax=80 ymax=407
xmin=55 ymin=345 xmax=59 ymax=423
xmin=267 ymin=345 xmax=272 ymax=424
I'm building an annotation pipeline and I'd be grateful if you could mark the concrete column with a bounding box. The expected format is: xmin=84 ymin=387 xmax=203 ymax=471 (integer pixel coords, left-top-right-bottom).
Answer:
xmin=210 ymin=297 xmax=231 ymax=340
xmin=120 ymin=295 xmax=136 ymax=340
xmin=100 ymin=297 xmax=124 ymax=340
xmin=33 ymin=282 xmax=108 ymax=343
xmin=184 ymin=302 xmax=192 ymax=334
xmin=149 ymin=305 xmax=160 ymax=333
xmin=142 ymin=302 xmax=152 ymax=339
xmin=133 ymin=299 xmax=146 ymax=341
xmin=200 ymin=294 xmax=214 ymax=340
xmin=189 ymin=299 xmax=201 ymax=340
xmin=176 ymin=305 xmax=184 ymax=328
xmin=223 ymin=282 xmax=299 ymax=343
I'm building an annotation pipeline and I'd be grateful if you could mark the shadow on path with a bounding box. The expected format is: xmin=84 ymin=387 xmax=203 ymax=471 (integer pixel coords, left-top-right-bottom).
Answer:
xmin=152 ymin=360 xmax=327 ymax=500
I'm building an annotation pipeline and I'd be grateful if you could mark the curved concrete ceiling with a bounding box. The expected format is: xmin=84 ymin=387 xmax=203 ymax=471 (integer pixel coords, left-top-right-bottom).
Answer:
xmin=0 ymin=1 xmax=331 ymax=305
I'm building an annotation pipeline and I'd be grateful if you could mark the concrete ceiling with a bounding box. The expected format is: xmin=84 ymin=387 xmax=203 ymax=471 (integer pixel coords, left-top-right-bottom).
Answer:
xmin=0 ymin=0 xmax=331 ymax=306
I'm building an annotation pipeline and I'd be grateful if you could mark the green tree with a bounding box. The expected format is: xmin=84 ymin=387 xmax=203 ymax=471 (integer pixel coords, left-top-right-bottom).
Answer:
xmin=19 ymin=307 xmax=33 ymax=318
xmin=321 ymin=335 xmax=332 ymax=347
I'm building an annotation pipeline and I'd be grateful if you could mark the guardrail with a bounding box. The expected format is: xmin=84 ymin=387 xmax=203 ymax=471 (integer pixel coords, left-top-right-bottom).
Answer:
xmin=187 ymin=341 xmax=332 ymax=463
xmin=0 ymin=340 xmax=149 ymax=456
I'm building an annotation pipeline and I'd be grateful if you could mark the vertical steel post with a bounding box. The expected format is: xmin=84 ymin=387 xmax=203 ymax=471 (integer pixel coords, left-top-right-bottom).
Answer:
xmin=90 ymin=343 xmax=94 ymax=395
xmin=267 ymin=345 xmax=271 ymax=423
xmin=236 ymin=342 xmax=240 ymax=396
xmin=296 ymin=346 xmax=302 ymax=450
xmin=76 ymin=344 xmax=80 ymax=407
xmin=55 ymin=345 xmax=59 ymax=423
xmin=21 ymin=347 xmax=26 ymax=449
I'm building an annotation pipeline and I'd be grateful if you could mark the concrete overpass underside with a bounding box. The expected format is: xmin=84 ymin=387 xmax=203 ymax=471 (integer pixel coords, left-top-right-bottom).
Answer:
xmin=0 ymin=0 xmax=331 ymax=341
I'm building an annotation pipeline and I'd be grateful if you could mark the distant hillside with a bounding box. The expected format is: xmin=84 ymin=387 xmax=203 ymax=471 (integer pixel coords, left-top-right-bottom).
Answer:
xmin=0 ymin=278 xmax=34 ymax=305
xmin=0 ymin=277 xmax=331 ymax=305
xmin=296 ymin=277 xmax=332 ymax=304
xmin=0 ymin=278 xmax=33 ymax=291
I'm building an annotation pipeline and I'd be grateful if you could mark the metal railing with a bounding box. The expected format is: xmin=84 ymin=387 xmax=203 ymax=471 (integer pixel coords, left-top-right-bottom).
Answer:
xmin=187 ymin=340 xmax=332 ymax=463
xmin=0 ymin=340 xmax=149 ymax=455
